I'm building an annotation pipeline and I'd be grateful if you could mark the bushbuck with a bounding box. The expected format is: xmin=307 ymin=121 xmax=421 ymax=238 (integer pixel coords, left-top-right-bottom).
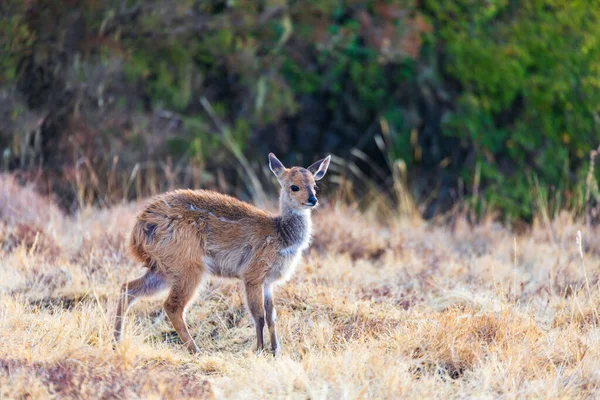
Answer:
xmin=114 ymin=153 xmax=331 ymax=355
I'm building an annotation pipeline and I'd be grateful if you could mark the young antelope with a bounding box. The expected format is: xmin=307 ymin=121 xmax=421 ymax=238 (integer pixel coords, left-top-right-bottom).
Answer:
xmin=114 ymin=153 xmax=331 ymax=355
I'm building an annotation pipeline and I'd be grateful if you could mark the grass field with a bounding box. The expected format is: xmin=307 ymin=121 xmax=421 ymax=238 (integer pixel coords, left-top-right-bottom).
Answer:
xmin=1 ymin=174 xmax=600 ymax=399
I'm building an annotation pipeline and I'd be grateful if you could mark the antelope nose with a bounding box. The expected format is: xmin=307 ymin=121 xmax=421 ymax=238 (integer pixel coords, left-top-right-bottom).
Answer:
xmin=306 ymin=195 xmax=317 ymax=207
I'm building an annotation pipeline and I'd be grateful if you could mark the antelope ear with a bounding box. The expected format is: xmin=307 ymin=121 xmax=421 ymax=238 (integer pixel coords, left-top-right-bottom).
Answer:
xmin=307 ymin=155 xmax=331 ymax=181
xmin=269 ymin=153 xmax=286 ymax=178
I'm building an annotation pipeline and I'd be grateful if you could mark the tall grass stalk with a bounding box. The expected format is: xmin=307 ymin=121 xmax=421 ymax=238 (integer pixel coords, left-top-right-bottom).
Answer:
xmin=576 ymin=230 xmax=599 ymax=328
xmin=200 ymin=97 xmax=267 ymax=207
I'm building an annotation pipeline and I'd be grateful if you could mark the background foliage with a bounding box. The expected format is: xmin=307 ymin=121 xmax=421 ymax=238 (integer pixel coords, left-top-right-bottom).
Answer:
xmin=1 ymin=0 xmax=599 ymax=222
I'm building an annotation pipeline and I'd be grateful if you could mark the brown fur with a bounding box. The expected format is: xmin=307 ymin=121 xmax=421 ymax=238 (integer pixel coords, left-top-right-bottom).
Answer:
xmin=114 ymin=153 xmax=331 ymax=355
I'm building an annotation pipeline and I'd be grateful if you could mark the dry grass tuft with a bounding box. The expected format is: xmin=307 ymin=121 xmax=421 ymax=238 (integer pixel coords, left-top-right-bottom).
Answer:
xmin=312 ymin=202 xmax=402 ymax=262
xmin=0 ymin=175 xmax=61 ymax=226
xmin=1 ymin=223 xmax=62 ymax=261
xmin=2 ymin=173 xmax=600 ymax=398
xmin=552 ymin=291 xmax=600 ymax=332
xmin=404 ymin=307 xmax=542 ymax=379
xmin=0 ymin=357 xmax=214 ymax=399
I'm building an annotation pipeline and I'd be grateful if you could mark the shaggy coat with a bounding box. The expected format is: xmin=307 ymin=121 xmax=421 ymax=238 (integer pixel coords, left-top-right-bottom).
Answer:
xmin=114 ymin=153 xmax=331 ymax=355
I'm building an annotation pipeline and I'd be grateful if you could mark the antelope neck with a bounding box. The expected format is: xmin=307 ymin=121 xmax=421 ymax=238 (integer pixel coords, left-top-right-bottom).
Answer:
xmin=275 ymin=202 xmax=312 ymax=250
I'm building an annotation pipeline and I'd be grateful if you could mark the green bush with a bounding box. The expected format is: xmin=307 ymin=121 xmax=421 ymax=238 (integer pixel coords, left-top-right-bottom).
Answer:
xmin=425 ymin=0 xmax=600 ymax=220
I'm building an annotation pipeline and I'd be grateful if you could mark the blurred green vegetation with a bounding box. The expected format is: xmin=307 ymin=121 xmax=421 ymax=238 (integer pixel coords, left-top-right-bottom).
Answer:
xmin=425 ymin=0 xmax=600 ymax=220
xmin=0 ymin=0 xmax=599 ymax=222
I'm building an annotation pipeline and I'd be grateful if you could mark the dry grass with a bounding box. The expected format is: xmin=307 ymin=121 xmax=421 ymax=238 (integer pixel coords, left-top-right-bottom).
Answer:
xmin=1 ymin=174 xmax=600 ymax=399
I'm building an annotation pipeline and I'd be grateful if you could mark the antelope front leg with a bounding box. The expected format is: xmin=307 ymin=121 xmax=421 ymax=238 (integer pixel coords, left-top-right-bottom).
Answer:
xmin=244 ymin=282 xmax=265 ymax=354
xmin=264 ymin=284 xmax=280 ymax=356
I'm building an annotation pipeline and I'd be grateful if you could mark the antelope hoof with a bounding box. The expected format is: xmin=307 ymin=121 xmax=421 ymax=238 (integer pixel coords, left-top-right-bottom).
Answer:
xmin=272 ymin=347 xmax=281 ymax=357
xmin=187 ymin=344 xmax=201 ymax=355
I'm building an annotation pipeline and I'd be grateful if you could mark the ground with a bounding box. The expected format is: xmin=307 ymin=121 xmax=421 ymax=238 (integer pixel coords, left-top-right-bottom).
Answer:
xmin=1 ymin=174 xmax=599 ymax=399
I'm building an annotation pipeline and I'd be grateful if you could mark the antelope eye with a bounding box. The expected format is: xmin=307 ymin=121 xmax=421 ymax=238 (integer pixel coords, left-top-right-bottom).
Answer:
xmin=290 ymin=185 xmax=299 ymax=192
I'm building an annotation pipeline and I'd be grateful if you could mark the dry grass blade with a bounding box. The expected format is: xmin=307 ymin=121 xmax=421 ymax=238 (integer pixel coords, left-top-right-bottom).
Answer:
xmin=200 ymin=97 xmax=267 ymax=207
